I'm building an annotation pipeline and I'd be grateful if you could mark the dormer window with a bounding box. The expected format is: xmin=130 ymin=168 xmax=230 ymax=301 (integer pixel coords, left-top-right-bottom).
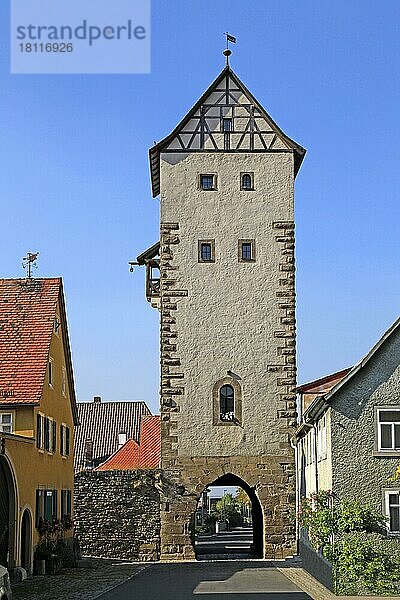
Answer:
xmin=241 ymin=173 xmax=254 ymax=190
xmin=222 ymin=118 xmax=232 ymax=132
xmin=118 ymin=432 xmax=127 ymax=447
xmin=200 ymin=174 xmax=216 ymax=191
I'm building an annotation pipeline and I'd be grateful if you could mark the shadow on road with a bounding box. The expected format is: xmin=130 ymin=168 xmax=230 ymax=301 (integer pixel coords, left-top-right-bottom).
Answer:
xmin=195 ymin=527 xmax=256 ymax=560
xmin=100 ymin=561 xmax=313 ymax=600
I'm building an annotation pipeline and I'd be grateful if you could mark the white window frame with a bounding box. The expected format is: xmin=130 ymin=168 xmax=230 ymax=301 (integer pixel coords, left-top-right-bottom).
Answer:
xmin=377 ymin=408 xmax=400 ymax=452
xmin=118 ymin=432 xmax=127 ymax=447
xmin=60 ymin=423 xmax=70 ymax=457
xmin=317 ymin=415 xmax=327 ymax=461
xmin=0 ymin=411 xmax=14 ymax=434
xmin=48 ymin=357 xmax=54 ymax=388
xmin=62 ymin=366 xmax=67 ymax=397
xmin=384 ymin=490 xmax=400 ymax=534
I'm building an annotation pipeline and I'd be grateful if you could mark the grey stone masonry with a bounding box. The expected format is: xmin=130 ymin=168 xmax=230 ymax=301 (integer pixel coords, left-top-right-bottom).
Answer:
xmin=74 ymin=470 xmax=161 ymax=562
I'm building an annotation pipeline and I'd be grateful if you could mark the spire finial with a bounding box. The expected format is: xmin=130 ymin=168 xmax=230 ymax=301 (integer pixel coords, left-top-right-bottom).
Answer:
xmin=223 ymin=32 xmax=236 ymax=66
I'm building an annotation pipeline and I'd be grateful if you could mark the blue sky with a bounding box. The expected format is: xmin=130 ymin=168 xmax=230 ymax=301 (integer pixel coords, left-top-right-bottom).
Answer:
xmin=0 ymin=1 xmax=399 ymax=414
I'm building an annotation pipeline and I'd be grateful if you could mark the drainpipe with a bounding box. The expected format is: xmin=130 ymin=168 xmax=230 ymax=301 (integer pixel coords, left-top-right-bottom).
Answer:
xmin=290 ymin=437 xmax=300 ymax=555
xmin=313 ymin=423 xmax=319 ymax=494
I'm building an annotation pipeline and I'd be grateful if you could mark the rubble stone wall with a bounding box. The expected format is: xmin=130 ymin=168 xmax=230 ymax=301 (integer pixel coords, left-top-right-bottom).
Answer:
xmin=74 ymin=470 xmax=161 ymax=562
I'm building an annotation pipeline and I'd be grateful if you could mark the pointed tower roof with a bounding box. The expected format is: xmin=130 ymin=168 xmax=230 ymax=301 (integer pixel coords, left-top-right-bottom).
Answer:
xmin=149 ymin=66 xmax=306 ymax=197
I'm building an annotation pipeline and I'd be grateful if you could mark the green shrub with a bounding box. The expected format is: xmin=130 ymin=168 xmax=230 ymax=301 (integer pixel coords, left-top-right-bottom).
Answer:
xmin=333 ymin=532 xmax=400 ymax=596
xmin=299 ymin=491 xmax=400 ymax=595
xmin=55 ymin=539 xmax=76 ymax=568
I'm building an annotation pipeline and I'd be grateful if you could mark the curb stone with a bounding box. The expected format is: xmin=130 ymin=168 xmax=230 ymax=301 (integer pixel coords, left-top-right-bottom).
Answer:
xmin=92 ymin=564 xmax=151 ymax=599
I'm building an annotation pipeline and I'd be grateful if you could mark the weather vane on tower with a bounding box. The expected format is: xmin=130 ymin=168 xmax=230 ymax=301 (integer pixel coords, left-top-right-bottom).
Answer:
xmin=223 ymin=32 xmax=236 ymax=66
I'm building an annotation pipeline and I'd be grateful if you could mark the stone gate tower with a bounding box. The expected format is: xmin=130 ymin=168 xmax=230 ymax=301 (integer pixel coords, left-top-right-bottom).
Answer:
xmin=137 ymin=63 xmax=305 ymax=560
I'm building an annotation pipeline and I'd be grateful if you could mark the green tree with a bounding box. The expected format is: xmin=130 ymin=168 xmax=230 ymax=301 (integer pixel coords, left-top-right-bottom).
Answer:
xmin=214 ymin=493 xmax=243 ymax=528
xmin=236 ymin=488 xmax=251 ymax=508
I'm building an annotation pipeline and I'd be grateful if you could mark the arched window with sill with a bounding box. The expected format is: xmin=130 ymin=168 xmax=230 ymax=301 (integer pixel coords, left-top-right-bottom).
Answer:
xmin=212 ymin=377 xmax=242 ymax=426
xmin=241 ymin=173 xmax=254 ymax=191
xmin=219 ymin=385 xmax=234 ymax=421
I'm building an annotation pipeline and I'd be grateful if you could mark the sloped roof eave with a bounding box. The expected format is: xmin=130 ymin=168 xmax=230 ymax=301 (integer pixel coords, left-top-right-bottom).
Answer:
xmin=301 ymin=316 xmax=400 ymax=425
xmin=136 ymin=241 xmax=160 ymax=265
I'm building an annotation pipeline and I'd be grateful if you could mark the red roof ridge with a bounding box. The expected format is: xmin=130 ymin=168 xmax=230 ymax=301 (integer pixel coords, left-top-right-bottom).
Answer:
xmin=296 ymin=367 xmax=352 ymax=393
xmin=94 ymin=438 xmax=140 ymax=471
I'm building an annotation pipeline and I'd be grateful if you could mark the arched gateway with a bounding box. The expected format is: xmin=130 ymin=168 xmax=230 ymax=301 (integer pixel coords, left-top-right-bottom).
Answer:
xmin=195 ymin=473 xmax=264 ymax=559
xmin=137 ymin=61 xmax=305 ymax=561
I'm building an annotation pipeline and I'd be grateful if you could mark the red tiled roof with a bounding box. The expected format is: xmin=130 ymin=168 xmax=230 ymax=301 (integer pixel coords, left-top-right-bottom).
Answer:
xmin=139 ymin=415 xmax=161 ymax=468
xmin=74 ymin=400 xmax=151 ymax=471
xmin=95 ymin=438 xmax=140 ymax=471
xmin=92 ymin=415 xmax=161 ymax=471
xmin=0 ymin=278 xmax=61 ymax=406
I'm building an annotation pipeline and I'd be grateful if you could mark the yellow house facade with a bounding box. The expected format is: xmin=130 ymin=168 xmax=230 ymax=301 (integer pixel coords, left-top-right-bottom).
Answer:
xmin=0 ymin=277 xmax=78 ymax=575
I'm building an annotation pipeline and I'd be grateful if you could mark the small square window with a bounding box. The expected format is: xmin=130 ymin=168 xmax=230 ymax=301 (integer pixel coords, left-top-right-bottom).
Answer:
xmin=198 ymin=240 xmax=215 ymax=263
xmin=0 ymin=413 xmax=13 ymax=434
xmin=222 ymin=118 xmax=232 ymax=132
xmin=53 ymin=316 xmax=61 ymax=336
xmin=200 ymin=174 xmax=216 ymax=191
xmin=385 ymin=491 xmax=400 ymax=532
xmin=238 ymin=239 xmax=256 ymax=263
xmin=377 ymin=409 xmax=400 ymax=451
xmin=62 ymin=367 xmax=67 ymax=397
xmin=240 ymin=172 xmax=254 ymax=191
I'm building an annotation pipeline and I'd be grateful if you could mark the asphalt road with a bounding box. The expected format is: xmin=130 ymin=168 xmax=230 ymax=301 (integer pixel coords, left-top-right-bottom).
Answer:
xmin=195 ymin=527 xmax=254 ymax=558
xmin=99 ymin=561 xmax=313 ymax=600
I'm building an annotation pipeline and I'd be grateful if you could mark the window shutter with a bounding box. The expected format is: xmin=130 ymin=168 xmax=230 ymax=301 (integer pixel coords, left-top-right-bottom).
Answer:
xmin=60 ymin=424 xmax=64 ymax=455
xmin=52 ymin=489 xmax=58 ymax=522
xmin=35 ymin=489 xmax=41 ymax=527
xmin=67 ymin=490 xmax=72 ymax=517
xmin=44 ymin=491 xmax=53 ymax=522
xmin=44 ymin=417 xmax=50 ymax=451
xmin=66 ymin=427 xmax=70 ymax=456
xmin=52 ymin=421 xmax=57 ymax=452
xmin=36 ymin=414 xmax=42 ymax=448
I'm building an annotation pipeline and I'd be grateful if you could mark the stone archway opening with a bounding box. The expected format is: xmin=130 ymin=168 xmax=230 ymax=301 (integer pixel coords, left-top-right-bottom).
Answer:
xmin=21 ymin=509 xmax=32 ymax=574
xmin=194 ymin=473 xmax=263 ymax=560
xmin=0 ymin=456 xmax=16 ymax=569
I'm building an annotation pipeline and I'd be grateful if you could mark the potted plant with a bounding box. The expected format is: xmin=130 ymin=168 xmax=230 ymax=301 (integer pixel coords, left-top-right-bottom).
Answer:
xmin=34 ymin=542 xmax=52 ymax=575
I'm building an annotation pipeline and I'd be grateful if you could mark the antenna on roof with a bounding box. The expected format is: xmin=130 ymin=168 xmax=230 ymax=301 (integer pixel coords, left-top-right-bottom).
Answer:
xmin=22 ymin=252 xmax=39 ymax=278
xmin=223 ymin=32 xmax=236 ymax=67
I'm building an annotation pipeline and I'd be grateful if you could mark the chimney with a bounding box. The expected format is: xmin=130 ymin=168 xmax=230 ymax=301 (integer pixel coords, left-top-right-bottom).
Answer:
xmin=93 ymin=396 xmax=101 ymax=404
xmin=85 ymin=439 xmax=93 ymax=468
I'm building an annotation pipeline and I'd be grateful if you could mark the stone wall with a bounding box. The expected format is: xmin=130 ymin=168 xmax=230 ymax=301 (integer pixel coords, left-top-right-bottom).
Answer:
xmin=74 ymin=470 xmax=161 ymax=561
xmin=299 ymin=530 xmax=333 ymax=591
